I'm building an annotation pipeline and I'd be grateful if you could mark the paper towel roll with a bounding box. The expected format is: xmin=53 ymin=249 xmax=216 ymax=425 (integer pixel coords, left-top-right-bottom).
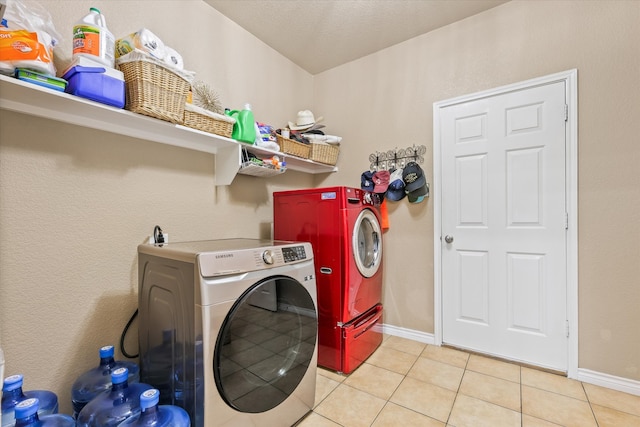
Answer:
xmin=116 ymin=28 xmax=166 ymax=60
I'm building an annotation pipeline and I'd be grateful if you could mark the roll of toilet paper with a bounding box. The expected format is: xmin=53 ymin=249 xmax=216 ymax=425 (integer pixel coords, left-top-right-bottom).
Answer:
xmin=164 ymin=46 xmax=184 ymax=69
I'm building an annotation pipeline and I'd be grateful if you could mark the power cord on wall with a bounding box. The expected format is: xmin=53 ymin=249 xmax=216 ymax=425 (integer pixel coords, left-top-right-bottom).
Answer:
xmin=120 ymin=309 xmax=139 ymax=359
xmin=120 ymin=225 xmax=165 ymax=359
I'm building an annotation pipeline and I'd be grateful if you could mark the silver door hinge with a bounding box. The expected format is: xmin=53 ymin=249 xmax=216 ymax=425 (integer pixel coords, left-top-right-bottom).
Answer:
xmin=566 ymin=320 xmax=570 ymax=338
xmin=565 ymin=212 xmax=569 ymax=229
xmin=564 ymin=105 xmax=568 ymax=122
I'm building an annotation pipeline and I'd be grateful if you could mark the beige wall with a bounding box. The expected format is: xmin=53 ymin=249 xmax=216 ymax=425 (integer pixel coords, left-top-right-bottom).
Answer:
xmin=0 ymin=0 xmax=317 ymax=414
xmin=315 ymin=0 xmax=639 ymax=382
xmin=1 ymin=0 xmax=638 ymax=415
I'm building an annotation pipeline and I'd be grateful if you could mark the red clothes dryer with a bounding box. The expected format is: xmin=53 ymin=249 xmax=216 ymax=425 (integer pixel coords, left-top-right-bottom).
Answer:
xmin=273 ymin=186 xmax=383 ymax=374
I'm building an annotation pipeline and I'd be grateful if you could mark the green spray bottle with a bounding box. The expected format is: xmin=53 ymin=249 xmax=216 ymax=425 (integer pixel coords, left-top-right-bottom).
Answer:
xmin=226 ymin=103 xmax=256 ymax=144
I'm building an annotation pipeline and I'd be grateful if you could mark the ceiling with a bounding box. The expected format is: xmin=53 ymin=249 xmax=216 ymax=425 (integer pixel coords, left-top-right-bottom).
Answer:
xmin=203 ymin=0 xmax=508 ymax=74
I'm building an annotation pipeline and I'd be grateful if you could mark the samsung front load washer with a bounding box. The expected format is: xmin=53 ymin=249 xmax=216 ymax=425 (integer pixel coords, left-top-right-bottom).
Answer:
xmin=137 ymin=239 xmax=318 ymax=427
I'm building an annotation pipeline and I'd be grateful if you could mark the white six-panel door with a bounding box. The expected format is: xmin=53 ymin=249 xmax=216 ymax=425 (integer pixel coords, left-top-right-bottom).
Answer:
xmin=439 ymin=81 xmax=568 ymax=371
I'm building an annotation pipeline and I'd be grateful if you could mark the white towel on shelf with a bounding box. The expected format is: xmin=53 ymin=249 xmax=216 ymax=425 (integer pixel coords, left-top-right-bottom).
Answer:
xmin=302 ymin=134 xmax=342 ymax=144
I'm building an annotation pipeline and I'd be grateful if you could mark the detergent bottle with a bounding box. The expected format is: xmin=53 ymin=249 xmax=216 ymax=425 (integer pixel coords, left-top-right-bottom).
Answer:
xmin=72 ymin=7 xmax=115 ymax=68
xmin=226 ymin=104 xmax=256 ymax=144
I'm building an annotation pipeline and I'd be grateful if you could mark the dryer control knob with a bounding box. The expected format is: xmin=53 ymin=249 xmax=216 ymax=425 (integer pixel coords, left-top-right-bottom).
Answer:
xmin=262 ymin=250 xmax=274 ymax=265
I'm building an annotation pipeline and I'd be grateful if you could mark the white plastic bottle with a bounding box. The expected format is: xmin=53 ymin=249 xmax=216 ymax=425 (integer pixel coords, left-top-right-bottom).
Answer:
xmin=72 ymin=7 xmax=115 ymax=68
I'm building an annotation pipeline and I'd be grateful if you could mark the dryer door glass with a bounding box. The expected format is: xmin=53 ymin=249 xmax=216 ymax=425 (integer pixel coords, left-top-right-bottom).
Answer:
xmin=353 ymin=208 xmax=382 ymax=278
xmin=214 ymin=276 xmax=317 ymax=413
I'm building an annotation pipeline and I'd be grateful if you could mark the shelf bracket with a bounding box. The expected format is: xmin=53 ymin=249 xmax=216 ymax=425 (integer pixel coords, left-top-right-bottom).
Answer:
xmin=214 ymin=144 xmax=242 ymax=186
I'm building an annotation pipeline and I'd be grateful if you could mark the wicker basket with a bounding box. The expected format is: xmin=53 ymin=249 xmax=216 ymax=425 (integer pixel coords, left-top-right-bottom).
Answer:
xmin=183 ymin=103 xmax=235 ymax=138
xmin=118 ymin=55 xmax=191 ymax=124
xmin=276 ymin=134 xmax=310 ymax=159
xmin=309 ymin=142 xmax=340 ymax=165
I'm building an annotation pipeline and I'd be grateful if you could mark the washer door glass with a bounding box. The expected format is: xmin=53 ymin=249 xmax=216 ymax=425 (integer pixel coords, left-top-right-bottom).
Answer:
xmin=353 ymin=208 xmax=383 ymax=278
xmin=214 ymin=276 xmax=317 ymax=413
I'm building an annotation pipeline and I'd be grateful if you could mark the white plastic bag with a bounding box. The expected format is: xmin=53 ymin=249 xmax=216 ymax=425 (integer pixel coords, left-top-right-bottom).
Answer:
xmin=0 ymin=0 xmax=61 ymax=76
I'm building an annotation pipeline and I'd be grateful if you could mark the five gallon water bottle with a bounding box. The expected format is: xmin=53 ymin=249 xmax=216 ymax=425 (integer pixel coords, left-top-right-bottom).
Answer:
xmin=13 ymin=398 xmax=74 ymax=427
xmin=72 ymin=7 xmax=116 ymax=68
xmin=1 ymin=375 xmax=58 ymax=427
xmin=76 ymin=367 xmax=152 ymax=427
xmin=117 ymin=389 xmax=190 ymax=427
xmin=0 ymin=348 xmax=4 ymax=401
xmin=71 ymin=345 xmax=140 ymax=418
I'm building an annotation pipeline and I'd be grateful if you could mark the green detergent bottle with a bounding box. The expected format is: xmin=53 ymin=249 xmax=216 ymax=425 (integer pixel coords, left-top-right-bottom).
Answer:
xmin=227 ymin=104 xmax=256 ymax=144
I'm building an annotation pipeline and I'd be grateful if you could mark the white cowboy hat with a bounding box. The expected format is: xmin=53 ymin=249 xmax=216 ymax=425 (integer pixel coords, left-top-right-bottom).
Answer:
xmin=288 ymin=110 xmax=324 ymax=131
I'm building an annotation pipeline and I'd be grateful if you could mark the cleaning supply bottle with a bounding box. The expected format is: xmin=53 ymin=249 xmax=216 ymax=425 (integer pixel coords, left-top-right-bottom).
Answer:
xmin=76 ymin=367 xmax=152 ymax=427
xmin=226 ymin=103 xmax=257 ymax=144
xmin=116 ymin=389 xmax=191 ymax=427
xmin=13 ymin=399 xmax=75 ymax=427
xmin=72 ymin=7 xmax=115 ymax=68
xmin=1 ymin=375 xmax=58 ymax=427
xmin=71 ymin=345 xmax=141 ymax=419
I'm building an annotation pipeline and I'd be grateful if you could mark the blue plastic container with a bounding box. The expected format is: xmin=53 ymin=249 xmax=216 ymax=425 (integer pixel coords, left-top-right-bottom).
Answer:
xmin=1 ymin=375 xmax=58 ymax=427
xmin=71 ymin=345 xmax=140 ymax=418
xmin=13 ymin=398 xmax=75 ymax=427
xmin=76 ymin=367 xmax=152 ymax=427
xmin=61 ymin=65 xmax=125 ymax=108
xmin=117 ymin=389 xmax=190 ymax=427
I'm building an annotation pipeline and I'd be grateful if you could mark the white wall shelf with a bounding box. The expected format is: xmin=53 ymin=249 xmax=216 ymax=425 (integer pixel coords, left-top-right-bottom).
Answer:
xmin=0 ymin=75 xmax=337 ymax=185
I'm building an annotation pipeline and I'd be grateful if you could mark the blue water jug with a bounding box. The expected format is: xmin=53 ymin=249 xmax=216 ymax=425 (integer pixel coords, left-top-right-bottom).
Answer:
xmin=1 ymin=375 xmax=58 ymax=427
xmin=13 ymin=398 xmax=74 ymax=427
xmin=117 ymin=389 xmax=190 ymax=427
xmin=75 ymin=367 xmax=152 ymax=427
xmin=71 ymin=345 xmax=140 ymax=418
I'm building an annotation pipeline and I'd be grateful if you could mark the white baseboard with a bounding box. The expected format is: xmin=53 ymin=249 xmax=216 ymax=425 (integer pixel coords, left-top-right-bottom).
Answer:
xmin=381 ymin=323 xmax=435 ymax=345
xmin=577 ymin=368 xmax=640 ymax=397
xmin=381 ymin=323 xmax=640 ymax=397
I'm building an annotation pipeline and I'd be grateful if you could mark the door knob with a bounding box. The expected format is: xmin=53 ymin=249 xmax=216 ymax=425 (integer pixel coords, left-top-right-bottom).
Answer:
xmin=444 ymin=235 xmax=454 ymax=244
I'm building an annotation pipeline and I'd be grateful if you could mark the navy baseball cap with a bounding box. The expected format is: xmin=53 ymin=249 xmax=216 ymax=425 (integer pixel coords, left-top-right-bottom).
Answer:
xmin=361 ymin=170 xmax=375 ymax=192
xmin=386 ymin=168 xmax=406 ymax=201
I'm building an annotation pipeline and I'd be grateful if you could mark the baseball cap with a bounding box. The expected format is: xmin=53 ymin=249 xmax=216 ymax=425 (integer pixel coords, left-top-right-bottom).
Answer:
xmin=402 ymin=162 xmax=427 ymax=193
xmin=372 ymin=170 xmax=390 ymax=193
xmin=361 ymin=170 xmax=375 ymax=192
xmin=386 ymin=168 xmax=406 ymax=201
xmin=407 ymin=182 xmax=429 ymax=203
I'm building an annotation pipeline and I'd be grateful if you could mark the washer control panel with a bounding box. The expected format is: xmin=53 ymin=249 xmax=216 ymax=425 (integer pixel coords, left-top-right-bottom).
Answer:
xmin=196 ymin=241 xmax=312 ymax=277
xmin=282 ymin=245 xmax=307 ymax=263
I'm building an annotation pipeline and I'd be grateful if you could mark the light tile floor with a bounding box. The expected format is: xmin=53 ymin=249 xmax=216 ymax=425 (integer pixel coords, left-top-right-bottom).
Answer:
xmin=298 ymin=336 xmax=640 ymax=427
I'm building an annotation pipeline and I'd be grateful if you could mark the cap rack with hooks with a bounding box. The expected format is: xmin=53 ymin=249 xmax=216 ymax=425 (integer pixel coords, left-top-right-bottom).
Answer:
xmin=368 ymin=145 xmax=426 ymax=171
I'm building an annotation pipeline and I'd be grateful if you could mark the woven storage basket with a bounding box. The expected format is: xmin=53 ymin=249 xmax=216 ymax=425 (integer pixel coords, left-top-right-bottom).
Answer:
xmin=183 ymin=103 xmax=235 ymax=138
xmin=309 ymin=142 xmax=340 ymax=165
xmin=118 ymin=52 xmax=191 ymax=124
xmin=276 ymin=134 xmax=310 ymax=159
